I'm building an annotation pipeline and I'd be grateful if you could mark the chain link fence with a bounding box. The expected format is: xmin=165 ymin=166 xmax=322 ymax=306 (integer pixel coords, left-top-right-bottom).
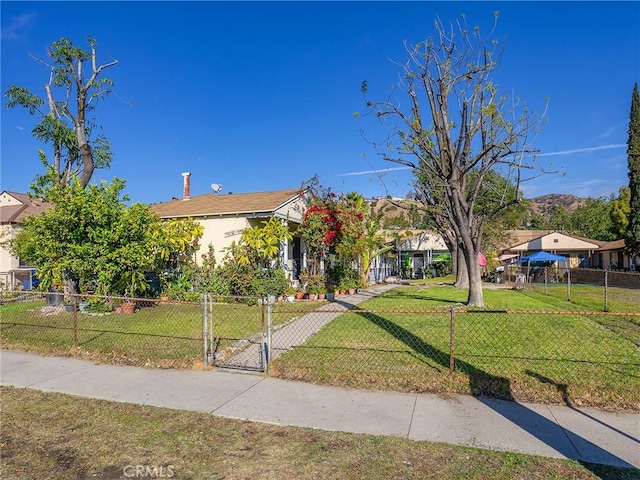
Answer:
xmin=0 ymin=292 xmax=204 ymax=368
xmin=502 ymin=266 xmax=640 ymax=312
xmin=2 ymin=290 xmax=638 ymax=410
xmin=266 ymin=305 xmax=639 ymax=410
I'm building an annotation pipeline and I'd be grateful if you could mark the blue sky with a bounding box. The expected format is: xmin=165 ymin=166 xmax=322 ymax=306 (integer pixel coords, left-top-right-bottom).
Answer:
xmin=2 ymin=1 xmax=639 ymax=205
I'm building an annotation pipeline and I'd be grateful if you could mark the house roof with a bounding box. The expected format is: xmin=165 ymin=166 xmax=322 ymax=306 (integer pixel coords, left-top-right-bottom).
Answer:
xmin=498 ymin=230 xmax=555 ymax=250
xmin=596 ymin=239 xmax=626 ymax=251
xmin=506 ymin=230 xmax=601 ymax=252
xmin=149 ymin=188 xmax=307 ymax=219
xmin=0 ymin=191 xmax=51 ymax=225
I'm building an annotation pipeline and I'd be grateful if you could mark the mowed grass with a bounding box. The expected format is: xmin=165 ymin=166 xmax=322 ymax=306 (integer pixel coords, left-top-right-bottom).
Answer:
xmin=2 ymin=387 xmax=637 ymax=480
xmin=0 ymin=298 xmax=310 ymax=368
xmin=270 ymin=284 xmax=640 ymax=411
xmin=2 ymin=286 xmax=638 ymax=410
xmin=527 ymin=282 xmax=640 ymax=312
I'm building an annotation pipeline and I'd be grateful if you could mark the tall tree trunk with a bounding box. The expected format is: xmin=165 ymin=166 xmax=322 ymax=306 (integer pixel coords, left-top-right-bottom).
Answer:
xmin=454 ymin=245 xmax=469 ymax=288
xmin=461 ymin=241 xmax=484 ymax=306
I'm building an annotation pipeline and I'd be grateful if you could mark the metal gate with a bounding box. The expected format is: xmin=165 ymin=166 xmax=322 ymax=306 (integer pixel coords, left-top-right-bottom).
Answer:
xmin=203 ymin=293 xmax=270 ymax=372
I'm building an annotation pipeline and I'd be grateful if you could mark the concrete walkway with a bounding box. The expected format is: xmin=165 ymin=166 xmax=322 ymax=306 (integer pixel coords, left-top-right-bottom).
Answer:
xmin=2 ymin=349 xmax=638 ymax=469
xmin=222 ymin=282 xmax=401 ymax=370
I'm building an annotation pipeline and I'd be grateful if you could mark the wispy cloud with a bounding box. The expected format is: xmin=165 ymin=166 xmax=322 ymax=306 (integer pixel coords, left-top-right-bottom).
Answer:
xmin=596 ymin=127 xmax=617 ymax=141
xmin=539 ymin=144 xmax=625 ymax=157
xmin=15 ymin=126 xmax=25 ymax=131
xmin=522 ymin=178 xmax=627 ymax=197
xmin=339 ymin=144 xmax=626 ymax=178
xmin=1 ymin=13 xmax=37 ymax=40
xmin=338 ymin=166 xmax=411 ymax=177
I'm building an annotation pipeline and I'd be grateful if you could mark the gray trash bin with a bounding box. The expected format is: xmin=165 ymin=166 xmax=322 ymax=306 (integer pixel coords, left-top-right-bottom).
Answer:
xmin=46 ymin=291 xmax=63 ymax=306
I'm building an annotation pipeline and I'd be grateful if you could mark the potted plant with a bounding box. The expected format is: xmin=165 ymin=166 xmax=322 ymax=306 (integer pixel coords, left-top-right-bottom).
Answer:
xmin=318 ymin=284 xmax=327 ymax=301
xmin=345 ymin=279 xmax=357 ymax=295
xmin=325 ymin=285 xmax=335 ymax=301
xmin=307 ymin=283 xmax=319 ymax=301
xmin=119 ymin=269 xmax=149 ymax=314
xmin=286 ymin=286 xmax=297 ymax=303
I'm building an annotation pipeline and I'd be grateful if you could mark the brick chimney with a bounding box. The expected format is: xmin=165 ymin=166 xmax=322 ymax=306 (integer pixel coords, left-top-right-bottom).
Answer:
xmin=181 ymin=172 xmax=191 ymax=200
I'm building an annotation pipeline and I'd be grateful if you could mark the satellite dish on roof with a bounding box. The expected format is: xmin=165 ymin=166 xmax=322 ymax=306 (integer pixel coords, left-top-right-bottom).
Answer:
xmin=211 ymin=183 xmax=223 ymax=194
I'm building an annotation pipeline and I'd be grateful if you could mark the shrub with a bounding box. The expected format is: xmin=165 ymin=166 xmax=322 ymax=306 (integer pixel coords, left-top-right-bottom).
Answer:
xmin=251 ymin=268 xmax=289 ymax=298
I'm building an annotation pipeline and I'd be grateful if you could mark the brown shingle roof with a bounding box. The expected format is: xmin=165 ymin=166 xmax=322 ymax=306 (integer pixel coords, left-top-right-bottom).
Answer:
xmin=149 ymin=188 xmax=306 ymax=218
xmin=0 ymin=191 xmax=52 ymax=225
xmin=596 ymin=239 xmax=626 ymax=251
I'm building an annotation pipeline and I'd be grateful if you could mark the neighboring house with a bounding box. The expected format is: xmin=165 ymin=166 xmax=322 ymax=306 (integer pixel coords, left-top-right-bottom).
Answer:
xmin=590 ymin=239 xmax=638 ymax=271
xmin=501 ymin=230 xmax=602 ymax=268
xmin=370 ymin=230 xmax=449 ymax=280
xmin=149 ymin=173 xmax=309 ymax=280
xmin=395 ymin=230 xmax=449 ymax=277
xmin=503 ymin=230 xmax=638 ymax=271
xmin=0 ymin=191 xmax=51 ymax=289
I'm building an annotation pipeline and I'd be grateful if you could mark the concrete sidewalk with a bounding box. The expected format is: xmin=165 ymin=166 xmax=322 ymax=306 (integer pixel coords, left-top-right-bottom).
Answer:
xmin=1 ymin=349 xmax=638 ymax=469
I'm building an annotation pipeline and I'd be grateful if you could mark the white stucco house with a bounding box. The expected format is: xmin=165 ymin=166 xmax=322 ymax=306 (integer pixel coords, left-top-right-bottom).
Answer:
xmin=149 ymin=173 xmax=309 ymax=280
xmin=0 ymin=191 xmax=52 ymax=289
xmin=501 ymin=230 xmax=602 ymax=268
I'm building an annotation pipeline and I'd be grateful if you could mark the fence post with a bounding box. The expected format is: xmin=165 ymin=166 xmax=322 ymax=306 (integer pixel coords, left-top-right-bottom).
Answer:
xmin=203 ymin=294 xmax=208 ymax=366
xmin=260 ymin=296 xmax=267 ymax=371
xmin=73 ymin=295 xmax=78 ymax=346
xmin=266 ymin=299 xmax=273 ymax=372
xmin=449 ymin=306 xmax=455 ymax=375
xmin=567 ymin=267 xmax=571 ymax=302
xmin=604 ymin=270 xmax=609 ymax=312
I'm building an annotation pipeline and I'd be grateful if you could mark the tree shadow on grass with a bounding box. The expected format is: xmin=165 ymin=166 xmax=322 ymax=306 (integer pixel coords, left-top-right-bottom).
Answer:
xmin=356 ymin=310 xmax=638 ymax=476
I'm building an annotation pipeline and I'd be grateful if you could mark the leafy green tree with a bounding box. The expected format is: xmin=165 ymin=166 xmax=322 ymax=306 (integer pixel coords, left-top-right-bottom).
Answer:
xmin=9 ymin=179 xmax=201 ymax=296
xmin=610 ymin=187 xmax=631 ymax=239
xmin=5 ymin=37 xmax=117 ymax=192
xmin=215 ymin=218 xmax=293 ymax=299
xmin=361 ymin=14 xmax=546 ymax=306
xmin=568 ymin=197 xmax=615 ymax=241
xmin=357 ymin=206 xmax=392 ymax=286
xmin=299 ymin=194 xmax=340 ymax=275
xmin=335 ymin=192 xmax=366 ymax=263
xmin=625 ymin=83 xmax=640 ymax=259
xmin=547 ymin=206 xmax=572 ymax=232
xmin=239 ymin=217 xmax=293 ymax=268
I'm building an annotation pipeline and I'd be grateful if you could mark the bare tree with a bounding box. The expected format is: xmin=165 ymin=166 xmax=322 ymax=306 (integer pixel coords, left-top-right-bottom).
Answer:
xmin=361 ymin=14 xmax=546 ymax=306
xmin=5 ymin=36 xmax=118 ymax=193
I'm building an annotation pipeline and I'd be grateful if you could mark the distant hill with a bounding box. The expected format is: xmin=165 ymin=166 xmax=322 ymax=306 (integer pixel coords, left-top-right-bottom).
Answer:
xmin=528 ymin=194 xmax=586 ymax=216
xmin=367 ymin=194 xmax=588 ymax=230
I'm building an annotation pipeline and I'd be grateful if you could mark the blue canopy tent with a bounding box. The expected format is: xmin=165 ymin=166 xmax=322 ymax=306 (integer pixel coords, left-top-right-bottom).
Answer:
xmin=512 ymin=251 xmax=567 ymax=265
xmin=508 ymin=251 xmax=569 ymax=288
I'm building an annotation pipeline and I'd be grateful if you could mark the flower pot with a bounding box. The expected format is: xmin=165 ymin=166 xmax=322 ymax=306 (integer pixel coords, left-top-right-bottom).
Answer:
xmin=308 ymin=293 xmax=317 ymax=301
xmin=160 ymin=296 xmax=169 ymax=302
xmin=295 ymin=292 xmax=305 ymax=300
xmin=318 ymin=293 xmax=326 ymax=300
xmin=287 ymin=295 xmax=295 ymax=303
xmin=65 ymin=304 xmax=75 ymax=313
xmin=121 ymin=302 xmax=136 ymax=314
xmin=348 ymin=288 xmax=356 ymax=295
xmin=326 ymin=292 xmax=335 ymax=301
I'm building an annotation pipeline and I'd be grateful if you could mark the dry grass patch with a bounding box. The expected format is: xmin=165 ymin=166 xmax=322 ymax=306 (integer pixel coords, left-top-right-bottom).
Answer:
xmin=2 ymin=387 xmax=637 ymax=480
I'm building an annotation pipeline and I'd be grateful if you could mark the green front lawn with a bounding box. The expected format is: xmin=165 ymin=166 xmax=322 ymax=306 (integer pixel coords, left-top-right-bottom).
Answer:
xmin=270 ymin=284 xmax=640 ymax=411
xmin=0 ymin=298 xmax=310 ymax=367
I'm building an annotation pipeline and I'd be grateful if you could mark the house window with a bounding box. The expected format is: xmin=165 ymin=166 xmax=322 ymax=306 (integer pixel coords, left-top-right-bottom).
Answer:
xmin=18 ymin=258 xmax=34 ymax=268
